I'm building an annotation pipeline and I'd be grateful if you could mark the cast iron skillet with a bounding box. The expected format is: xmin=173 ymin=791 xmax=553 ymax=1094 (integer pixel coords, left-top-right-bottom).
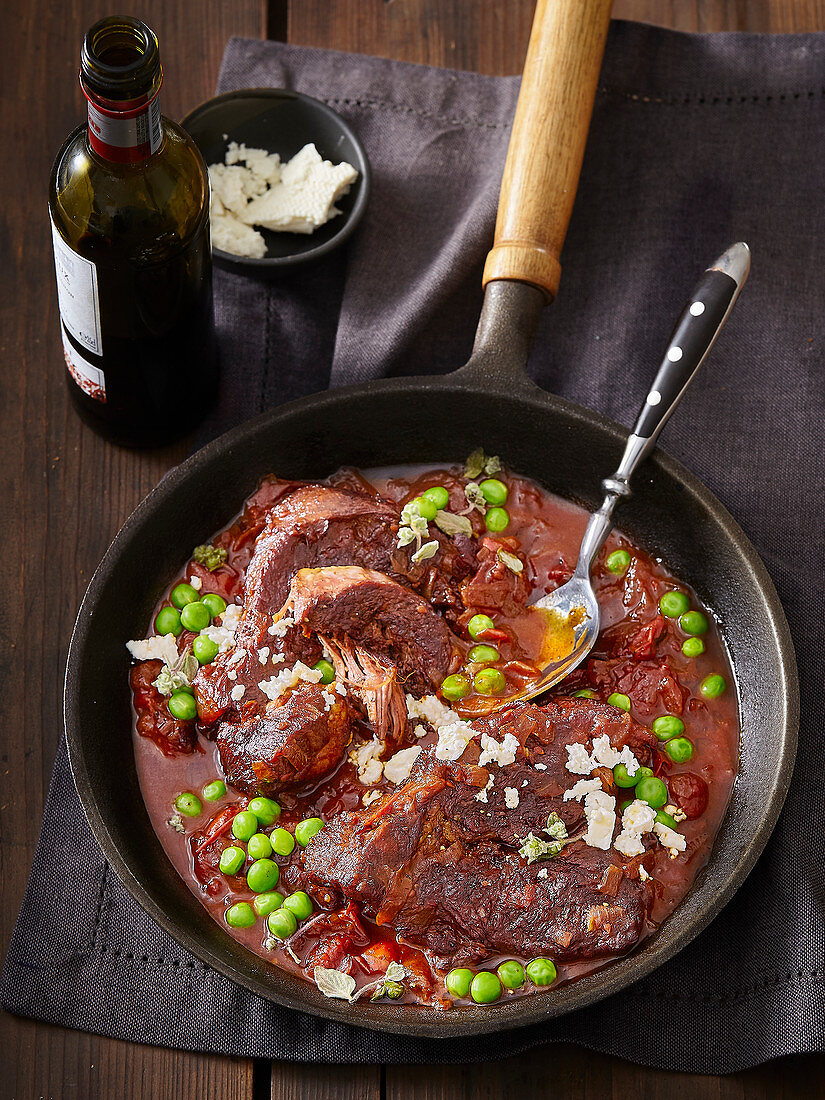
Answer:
xmin=64 ymin=0 xmax=798 ymax=1037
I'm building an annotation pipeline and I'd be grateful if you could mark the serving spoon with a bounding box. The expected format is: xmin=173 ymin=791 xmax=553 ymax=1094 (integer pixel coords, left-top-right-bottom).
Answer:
xmin=501 ymin=241 xmax=751 ymax=708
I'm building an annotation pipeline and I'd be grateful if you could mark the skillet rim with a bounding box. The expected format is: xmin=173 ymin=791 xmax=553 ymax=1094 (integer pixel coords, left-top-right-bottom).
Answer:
xmin=64 ymin=375 xmax=799 ymax=1038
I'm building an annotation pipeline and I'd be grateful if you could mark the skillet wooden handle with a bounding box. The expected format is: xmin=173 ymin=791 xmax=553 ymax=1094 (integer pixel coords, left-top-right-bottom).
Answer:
xmin=483 ymin=0 xmax=613 ymax=300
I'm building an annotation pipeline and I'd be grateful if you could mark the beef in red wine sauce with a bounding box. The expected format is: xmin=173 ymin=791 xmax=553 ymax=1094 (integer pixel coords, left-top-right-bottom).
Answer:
xmin=130 ymin=459 xmax=738 ymax=1010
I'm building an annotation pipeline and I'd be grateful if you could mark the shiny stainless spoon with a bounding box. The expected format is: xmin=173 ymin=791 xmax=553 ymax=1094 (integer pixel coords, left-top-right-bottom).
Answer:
xmin=503 ymin=242 xmax=751 ymax=707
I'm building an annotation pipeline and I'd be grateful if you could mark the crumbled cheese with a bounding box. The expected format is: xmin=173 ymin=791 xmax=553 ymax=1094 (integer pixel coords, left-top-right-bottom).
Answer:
xmin=271 ymin=653 xmax=286 ymax=665
xmin=268 ymin=614 xmax=295 ymax=638
xmin=257 ymin=647 xmax=270 ymax=665
xmin=413 ymin=723 xmax=428 ymax=739
xmin=534 ymin=762 xmax=547 ymax=771
xmin=226 ymin=669 xmax=238 ymax=681
xmin=383 ymin=746 xmax=422 ymax=785
xmin=334 ymin=682 xmax=347 ymax=696
xmin=590 ymin=734 xmax=639 ymax=775
xmin=126 ymin=634 xmax=179 ymax=665
xmin=362 ymin=790 xmax=382 ymax=807
xmin=189 ymin=575 xmax=203 ymax=591
xmin=211 ymin=209 xmax=267 ymax=259
xmin=563 ymin=777 xmax=603 ymax=802
xmin=537 ymin=867 xmax=549 ymax=879
xmin=478 ymin=731 xmax=519 ymax=768
xmin=201 ymin=604 xmax=241 ymax=654
xmin=582 ymin=790 xmax=616 ymax=850
xmin=259 ymin=660 xmax=324 ymax=702
xmin=228 ymin=649 xmax=246 ymax=666
xmin=230 ymin=684 xmax=246 ymax=702
xmin=504 ymin=787 xmax=520 ymax=809
xmin=242 ymin=143 xmax=358 ymax=235
xmin=406 ymin=693 xmax=458 ymax=729
xmin=653 ymin=821 xmax=687 ymax=855
xmin=639 ymin=865 xmax=651 ymax=882
xmin=565 ymin=742 xmax=594 ymax=775
xmin=613 ymin=799 xmax=656 ymax=857
xmin=474 ymin=775 xmax=494 ymax=803
xmin=350 ymin=738 xmax=384 ymax=784
xmin=435 ymin=721 xmax=474 ymax=762
xmin=167 ymin=814 xmax=185 ymax=834
xmin=321 ymin=688 xmax=336 ymax=712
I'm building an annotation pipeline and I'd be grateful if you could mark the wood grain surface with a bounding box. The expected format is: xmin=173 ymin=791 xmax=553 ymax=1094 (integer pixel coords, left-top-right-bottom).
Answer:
xmin=1 ymin=2 xmax=823 ymax=1098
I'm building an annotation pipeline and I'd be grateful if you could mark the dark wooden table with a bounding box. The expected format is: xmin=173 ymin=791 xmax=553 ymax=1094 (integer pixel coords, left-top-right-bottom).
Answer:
xmin=2 ymin=1 xmax=823 ymax=1096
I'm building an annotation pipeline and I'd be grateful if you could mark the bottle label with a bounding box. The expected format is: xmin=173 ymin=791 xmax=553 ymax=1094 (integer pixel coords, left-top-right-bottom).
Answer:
xmin=61 ymin=324 xmax=106 ymax=403
xmin=50 ymin=219 xmax=103 ymax=356
xmin=86 ymin=94 xmax=162 ymax=164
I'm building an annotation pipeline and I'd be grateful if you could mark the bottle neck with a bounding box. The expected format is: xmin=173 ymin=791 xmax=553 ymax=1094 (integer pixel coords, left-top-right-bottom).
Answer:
xmin=82 ymin=79 xmax=163 ymax=164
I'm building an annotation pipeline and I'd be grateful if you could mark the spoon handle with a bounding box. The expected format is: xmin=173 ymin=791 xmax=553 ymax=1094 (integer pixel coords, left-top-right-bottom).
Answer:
xmin=575 ymin=242 xmax=751 ymax=576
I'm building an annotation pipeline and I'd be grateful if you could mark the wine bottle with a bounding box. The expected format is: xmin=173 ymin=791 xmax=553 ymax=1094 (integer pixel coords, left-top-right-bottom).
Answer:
xmin=49 ymin=16 xmax=217 ymax=447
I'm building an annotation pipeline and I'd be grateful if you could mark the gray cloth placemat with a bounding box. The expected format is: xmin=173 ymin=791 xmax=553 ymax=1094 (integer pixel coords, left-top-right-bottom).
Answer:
xmin=3 ymin=21 xmax=823 ymax=1072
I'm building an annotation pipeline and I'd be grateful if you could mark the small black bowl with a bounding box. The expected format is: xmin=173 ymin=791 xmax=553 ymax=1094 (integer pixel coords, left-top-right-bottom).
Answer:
xmin=181 ymin=88 xmax=371 ymax=272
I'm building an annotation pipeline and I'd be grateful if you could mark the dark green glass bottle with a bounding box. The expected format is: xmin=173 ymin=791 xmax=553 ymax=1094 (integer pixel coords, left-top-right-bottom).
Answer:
xmin=49 ymin=16 xmax=216 ymax=447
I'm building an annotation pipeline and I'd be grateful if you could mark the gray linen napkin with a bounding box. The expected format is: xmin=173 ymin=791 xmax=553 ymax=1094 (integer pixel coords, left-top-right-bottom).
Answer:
xmin=3 ymin=22 xmax=823 ymax=1072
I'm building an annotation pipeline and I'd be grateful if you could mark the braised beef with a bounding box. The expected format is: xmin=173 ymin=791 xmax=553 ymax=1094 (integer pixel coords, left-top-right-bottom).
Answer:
xmin=285 ymin=566 xmax=458 ymax=695
xmin=298 ymin=699 xmax=655 ymax=966
xmin=460 ymin=536 xmax=531 ymax=617
xmin=216 ymin=683 xmax=353 ymax=796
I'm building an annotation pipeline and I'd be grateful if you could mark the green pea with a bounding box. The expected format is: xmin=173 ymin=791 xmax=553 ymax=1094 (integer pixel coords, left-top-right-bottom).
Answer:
xmin=174 ymin=791 xmax=202 ymax=817
xmin=470 ymin=971 xmax=502 ymax=1004
xmin=180 ymin=600 xmax=211 ymax=632
xmin=247 ymin=858 xmax=280 ymax=894
xmin=270 ymin=827 xmax=296 ymax=857
xmin=655 ymin=810 xmax=678 ymax=830
xmin=613 ymin=763 xmax=640 ymax=788
xmin=607 ymin=692 xmax=631 ymax=712
xmin=636 ymin=776 xmax=668 ymax=809
xmin=422 ymin=485 xmax=449 ymax=510
xmin=679 ymin=610 xmax=709 ymax=636
xmin=468 ymin=643 xmax=500 ymax=665
xmin=496 ymin=960 xmax=525 ymax=990
xmin=664 ymin=736 xmax=694 ymax=763
xmin=682 ymin=637 xmax=706 ymax=658
xmin=313 ymin=658 xmax=335 ymax=685
xmin=445 ymin=968 xmax=473 ymax=998
xmin=573 ymin=689 xmax=597 ymax=699
xmin=203 ymin=779 xmax=226 ymax=802
xmin=295 ymin=817 xmax=325 ymax=847
xmin=635 ymin=766 xmax=653 ymax=781
xmin=253 ymin=890 xmax=285 ymax=917
xmin=605 ymin=549 xmax=631 ymax=575
xmin=413 ymin=495 xmax=438 ymax=521
xmin=700 ymin=674 xmax=727 ymax=699
xmin=282 ymin=891 xmax=314 ymax=921
xmin=525 ymin=958 xmax=557 ymax=986
xmin=467 ymin=613 xmax=495 ymax=640
xmin=193 ymin=634 xmax=220 ymax=664
xmin=201 ymin=593 xmax=227 ymax=618
xmin=248 ymin=796 xmax=281 ymax=826
xmin=231 ymin=810 xmax=258 ymax=842
xmin=484 ymin=507 xmax=510 ymax=532
xmin=168 ymin=691 xmax=197 ymax=721
xmin=218 ymin=845 xmax=245 ymax=875
xmin=267 ymin=908 xmax=298 ymax=939
xmin=441 ymin=673 xmax=471 ymax=701
xmin=659 ymin=590 xmax=690 ymax=618
xmin=225 ymin=902 xmax=256 ymax=929
xmin=171 ymin=582 xmax=199 ymax=610
xmin=154 ymin=605 xmax=182 ymax=637
xmin=247 ymin=832 xmax=273 ymax=860
xmin=652 ymin=715 xmax=685 ymax=741
xmin=473 ymin=668 xmax=506 ymax=696
xmin=479 ymin=478 xmax=508 ymax=506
